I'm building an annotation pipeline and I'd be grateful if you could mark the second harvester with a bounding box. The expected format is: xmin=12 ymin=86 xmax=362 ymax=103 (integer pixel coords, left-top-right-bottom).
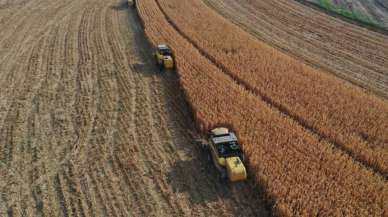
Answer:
xmin=154 ymin=44 xmax=175 ymax=70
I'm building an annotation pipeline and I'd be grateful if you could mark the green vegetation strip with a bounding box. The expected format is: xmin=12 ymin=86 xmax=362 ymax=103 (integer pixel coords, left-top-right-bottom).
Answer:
xmin=315 ymin=0 xmax=383 ymax=28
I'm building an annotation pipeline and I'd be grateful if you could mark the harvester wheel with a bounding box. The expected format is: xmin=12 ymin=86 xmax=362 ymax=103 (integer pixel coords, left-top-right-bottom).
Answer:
xmin=206 ymin=151 xmax=212 ymax=163
xmin=218 ymin=170 xmax=228 ymax=183
xmin=201 ymin=142 xmax=209 ymax=151
xmin=195 ymin=139 xmax=207 ymax=152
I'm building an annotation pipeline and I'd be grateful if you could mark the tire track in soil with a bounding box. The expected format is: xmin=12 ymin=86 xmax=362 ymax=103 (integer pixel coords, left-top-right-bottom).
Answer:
xmin=0 ymin=0 xmax=270 ymax=216
xmin=0 ymin=0 xmax=80 ymax=124
xmin=0 ymin=32 xmax=50 ymax=216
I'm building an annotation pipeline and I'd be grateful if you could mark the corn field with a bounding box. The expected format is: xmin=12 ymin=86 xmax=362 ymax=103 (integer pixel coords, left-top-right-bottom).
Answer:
xmin=159 ymin=0 xmax=388 ymax=176
xmin=136 ymin=0 xmax=388 ymax=216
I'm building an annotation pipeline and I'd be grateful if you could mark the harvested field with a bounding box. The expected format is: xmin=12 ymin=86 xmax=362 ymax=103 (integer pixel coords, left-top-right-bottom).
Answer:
xmin=137 ymin=0 xmax=388 ymax=216
xmin=204 ymin=0 xmax=388 ymax=99
xmin=2 ymin=0 xmax=388 ymax=216
xmin=0 ymin=0 xmax=269 ymax=216
xmin=306 ymin=0 xmax=388 ymax=28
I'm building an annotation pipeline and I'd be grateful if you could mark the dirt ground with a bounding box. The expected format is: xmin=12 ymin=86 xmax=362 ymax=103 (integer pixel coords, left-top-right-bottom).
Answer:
xmin=204 ymin=0 xmax=388 ymax=99
xmin=0 ymin=0 xmax=269 ymax=216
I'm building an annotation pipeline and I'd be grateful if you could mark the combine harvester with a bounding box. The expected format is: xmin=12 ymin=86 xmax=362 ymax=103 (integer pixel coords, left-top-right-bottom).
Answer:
xmin=154 ymin=44 xmax=175 ymax=70
xmin=198 ymin=127 xmax=247 ymax=182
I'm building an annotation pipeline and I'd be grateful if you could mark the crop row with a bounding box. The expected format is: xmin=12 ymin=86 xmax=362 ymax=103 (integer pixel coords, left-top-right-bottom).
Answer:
xmin=157 ymin=0 xmax=388 ymax=175
xmin=135 ymin=0 xmax=387 ymax=216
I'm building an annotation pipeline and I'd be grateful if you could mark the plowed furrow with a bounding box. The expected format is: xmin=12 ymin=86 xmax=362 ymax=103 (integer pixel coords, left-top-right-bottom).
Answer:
xmin=112 ymin=141 xmax=149 ymax=216
xmin=78 ymin=174 xmax=95 ymax=217
xmin=95 ymin=166 xmax=122 ymax=217
xmin=66 ymin=165 xmax=89 ymax=217
xmin=0 ymin=34 xmax=49 ymax=214
xmin=54 ymin=173 xmax=70 ymax=217
xmin=88 ymin=167 xmax=111 ymax=217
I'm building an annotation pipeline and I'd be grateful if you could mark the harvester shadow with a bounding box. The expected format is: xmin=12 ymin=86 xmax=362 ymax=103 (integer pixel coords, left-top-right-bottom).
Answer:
xmin=121 ymin=2 xmax=272 ymax=215
xmin=122 ymin=0 xmax=168 ymax=78
xmin=110 ymin=0 xmax=129 ymax=11
xmin=166 ymin=153 xmax=271 ymax=217
xmin=166 ymin=154 xmax=232 ymax=204
xmin=118 ymin=0 xmax=228 ymax=205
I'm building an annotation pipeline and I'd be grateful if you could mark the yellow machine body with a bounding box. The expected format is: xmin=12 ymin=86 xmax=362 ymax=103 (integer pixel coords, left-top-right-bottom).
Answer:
xmin=217 ymin=157 xmax=226 ymax=166
xmin=155 ymin=45 xmax=174 ymax=69
xmin=162 ymin=56 xmax=174 ymax=69
xmin=203 ymin=127 xmax=247 ymax=182
xmin=225 ymin=157 xmax=247 ymax=182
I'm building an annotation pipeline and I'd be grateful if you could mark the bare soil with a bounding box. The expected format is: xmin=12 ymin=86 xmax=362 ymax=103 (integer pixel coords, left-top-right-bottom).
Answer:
xmin=204 ymin=0 xmax=388 ymax=99
xmin=0 ymin=0 xmax=269 ymax=216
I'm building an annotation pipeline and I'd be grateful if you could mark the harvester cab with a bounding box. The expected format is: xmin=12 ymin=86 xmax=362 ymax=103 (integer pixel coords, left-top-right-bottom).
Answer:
xmin=128 ymin=0 xmax=136 ymax=7
xmin=199 ymin=127 xmax=247 ymax=182
xmin=154 ymin=44 xmax=175 ymax=70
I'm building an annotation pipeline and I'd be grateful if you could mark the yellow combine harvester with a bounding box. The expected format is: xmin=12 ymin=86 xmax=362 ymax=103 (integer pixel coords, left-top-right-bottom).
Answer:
xmin=198 ymin=127 xmax=247 ymax=182
xmin=154 ymin=44 xmax=175 ymax=70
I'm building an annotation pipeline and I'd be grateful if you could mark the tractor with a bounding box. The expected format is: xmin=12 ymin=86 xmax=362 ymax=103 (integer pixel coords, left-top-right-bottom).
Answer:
xmin=198 ymin=127 xmax=247 ymax=182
